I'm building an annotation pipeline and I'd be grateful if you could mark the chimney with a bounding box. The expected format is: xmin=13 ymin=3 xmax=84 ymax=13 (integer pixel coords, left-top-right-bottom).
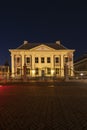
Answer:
xmin=24 ymin=40 xmax=28 ymax=44
xmin=56 ymin=41 xmax=61 ymax=45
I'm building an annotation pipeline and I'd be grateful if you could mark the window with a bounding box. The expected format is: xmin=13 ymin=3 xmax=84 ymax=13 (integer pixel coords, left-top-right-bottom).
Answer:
xmin=35 ymin=57 xmax=39 ymax=63
xmin=41 ymin=57 xmax=44 ymax=63
xmin=55 ymin=57 xmax=59 ymax=63
xmin=26 ymin=57 xmax=30 ymax=63
xmin=65 ymin=57 xmax=68 ymax=63
xmin=17 ymin=68 xmax=21 ymax=75
xmin=47 ymin=68 xmax=51 ymax=74
xmin=35 ymin=68 xmax=39 ymax=75
xmin=55 ymin=68 xmax=59 ymax=74
xmin=47 ymin=57 xmax=51 ymax=63
xmin=17 ymin=57 xmax=20 ymax=63
xmin=26 ymin=68 xmax=30 ymax=75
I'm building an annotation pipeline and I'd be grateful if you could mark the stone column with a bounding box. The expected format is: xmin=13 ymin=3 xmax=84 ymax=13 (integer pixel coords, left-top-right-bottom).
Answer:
xmin=32 ymin=54 xmax=35 ymax=70
xmin=51 ymin=54 xmax=54 ymax=69
xmin=71 ymin=54 xmax=74 ymax=76
xmin=60 ymin=54 xmax=64 ymax=77
xmin=31 ymin=54 xmax=35 ymax=77
xmin=11 ymin=54 xmax=15 ymax=77
xmin=22 ymin=54 xmax=25 ymax=76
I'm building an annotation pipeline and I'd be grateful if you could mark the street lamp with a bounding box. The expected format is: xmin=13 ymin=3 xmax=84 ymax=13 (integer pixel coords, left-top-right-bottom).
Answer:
xmin=32 ymin=69 xmax=35 ymax=76
xmin=51 ymin=69 xmax=54 ymax=76
xmin=80 ymin=73 xmax=83 ymax=79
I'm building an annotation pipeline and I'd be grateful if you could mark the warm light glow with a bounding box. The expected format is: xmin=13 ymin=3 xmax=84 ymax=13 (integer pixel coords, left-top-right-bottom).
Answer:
xmin=80 ymin=73 xmax=83 ymax=76
xmin=51 ymin=69 xmax=54 ymax=75
xmin=32 ymin=70 xmax=35 ymax=74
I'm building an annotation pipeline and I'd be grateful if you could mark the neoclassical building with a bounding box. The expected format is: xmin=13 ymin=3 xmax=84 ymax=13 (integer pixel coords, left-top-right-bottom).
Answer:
xmin=9 ymin=40 xmax=75 ymax=79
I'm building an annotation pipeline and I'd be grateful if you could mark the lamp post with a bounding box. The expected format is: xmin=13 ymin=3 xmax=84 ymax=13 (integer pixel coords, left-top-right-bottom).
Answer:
xmin=32 ymin=69 xmax=35 ymax=78
xmin=80 ymin=73 xmax=83 ymax=79
xmin=23 ymin=63 xmax=27 ymax=81
xmin=64 ymin=64 xmax=69 ymax=81
xmin=51 ymin=69 xmax=55 ymax=80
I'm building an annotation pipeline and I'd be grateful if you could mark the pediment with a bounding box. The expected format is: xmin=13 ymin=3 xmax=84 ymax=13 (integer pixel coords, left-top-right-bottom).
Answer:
xmin=30 ymin=44 xmax=55 ymax=51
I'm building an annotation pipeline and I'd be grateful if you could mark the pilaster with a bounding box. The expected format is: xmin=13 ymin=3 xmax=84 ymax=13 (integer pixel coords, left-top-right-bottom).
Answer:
xmin=11 ymin=54 xmax=15 ymax=77
xmin=60 ymin=54 xmax=64 ymax=76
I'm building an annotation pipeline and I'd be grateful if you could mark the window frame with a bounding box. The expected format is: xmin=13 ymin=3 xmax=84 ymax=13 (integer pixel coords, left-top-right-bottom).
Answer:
xmin=26 ymin=57 xmax=30 ymax=64
xmin=47 ymin=57 xmax=51 ymax=63
xmin=35 ymin=57 xmax=39 ymax=63
xmin=41 ymin=57 xmax=45 ymax=63
xmin=55 ymin=57 xmax=59 ymax=63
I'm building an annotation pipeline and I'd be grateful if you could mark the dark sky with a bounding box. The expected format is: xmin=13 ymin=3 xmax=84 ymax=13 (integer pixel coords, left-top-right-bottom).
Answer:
xmin=0 ymin=0 xmax=87 ymax=65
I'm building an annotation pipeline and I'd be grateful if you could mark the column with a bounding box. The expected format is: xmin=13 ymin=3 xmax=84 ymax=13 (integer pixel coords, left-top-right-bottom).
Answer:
xmin=11 ymin=54 xmax=15 ymax=77
xmin=60 ymin=54 xmax=64 ymax=77
xmin=32 ymin=54 xmax=35 ymax=69
xmin=31 ymin=54 xmax=35 ymax=77
xmin=71 ymin=53 xmax=74 ymax=76
xmin=51 ymin=55 xmax=54 ymax=69
xmin=22 ymin=54 xmax=25 ymax=75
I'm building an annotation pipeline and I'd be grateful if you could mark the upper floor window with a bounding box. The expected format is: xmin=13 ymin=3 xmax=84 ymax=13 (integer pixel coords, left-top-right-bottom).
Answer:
xmin=55 ymin=57 xmax=59 ymax=63
xmin=64 ymin=57 xmax=68 ymax=63
xmin=26 ymin=57 xmax=30 ymax=63
xmin=47 ymin=57 xmax=51 ymax=63
xmin=41 ymin=57 xmax=44 ymax=63
xmin=35 ymin=57 xmax=39 ymax=63
xmin=17 ymin=57 xmax=20 ymax=63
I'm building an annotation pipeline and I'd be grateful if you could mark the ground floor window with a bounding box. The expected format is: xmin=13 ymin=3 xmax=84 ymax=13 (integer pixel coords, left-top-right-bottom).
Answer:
xmin=26 ymin=68 xmax=30 ymax=75
xmin=47 ymin=68 xmax=51 ymax=75
xmin=55 ymin=68 xmax=60 ymax=75
xmin=17 ymin=68 xmax=21 ymax=75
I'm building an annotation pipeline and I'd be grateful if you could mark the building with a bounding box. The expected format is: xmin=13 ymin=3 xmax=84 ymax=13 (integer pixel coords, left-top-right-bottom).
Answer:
xmin=0 ymin=65 xmax=10 ymax=79
xmin=74 ymin=53 xmax=87 ymax=77
xmin=9 ymin=40 xmax=75 ymax=79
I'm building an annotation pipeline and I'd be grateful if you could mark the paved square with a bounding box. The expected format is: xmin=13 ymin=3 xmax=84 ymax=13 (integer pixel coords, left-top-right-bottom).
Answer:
xmin=0 ymin=81 xmax=87 ymax=130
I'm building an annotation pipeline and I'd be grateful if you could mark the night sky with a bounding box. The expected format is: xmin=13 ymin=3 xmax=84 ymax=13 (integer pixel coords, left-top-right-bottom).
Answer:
xmin=0 ymin=0 xmax=87 ymax=65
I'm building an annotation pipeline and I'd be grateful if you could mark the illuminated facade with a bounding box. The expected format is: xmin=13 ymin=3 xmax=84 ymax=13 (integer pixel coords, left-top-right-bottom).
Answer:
xmin=9 ymin=41 xmax=75 ymax=79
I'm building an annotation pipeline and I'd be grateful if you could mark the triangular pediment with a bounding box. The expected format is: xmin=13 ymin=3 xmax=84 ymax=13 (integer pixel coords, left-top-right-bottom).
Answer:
xmin=30 ymin=44 xmax=55 ymax=51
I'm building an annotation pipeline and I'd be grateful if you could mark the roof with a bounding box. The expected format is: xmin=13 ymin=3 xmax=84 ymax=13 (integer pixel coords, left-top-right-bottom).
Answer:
xmin=16 ymin=41 xmax=68 ymax=50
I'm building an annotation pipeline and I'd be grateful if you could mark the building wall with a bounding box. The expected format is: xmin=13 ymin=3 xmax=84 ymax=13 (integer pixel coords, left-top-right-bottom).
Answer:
xmin=9 ymin=45 xmax=74 ymax=78
xmin=74 ymin=58 xmax=87 ymax=76
xmin=0 ymin=66 xmax=10 ymax=79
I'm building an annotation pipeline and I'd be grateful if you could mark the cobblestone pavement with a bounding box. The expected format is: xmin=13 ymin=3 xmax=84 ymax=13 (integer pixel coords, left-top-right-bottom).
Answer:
xmin=0 ymin=81 xmax=87 ymax=130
